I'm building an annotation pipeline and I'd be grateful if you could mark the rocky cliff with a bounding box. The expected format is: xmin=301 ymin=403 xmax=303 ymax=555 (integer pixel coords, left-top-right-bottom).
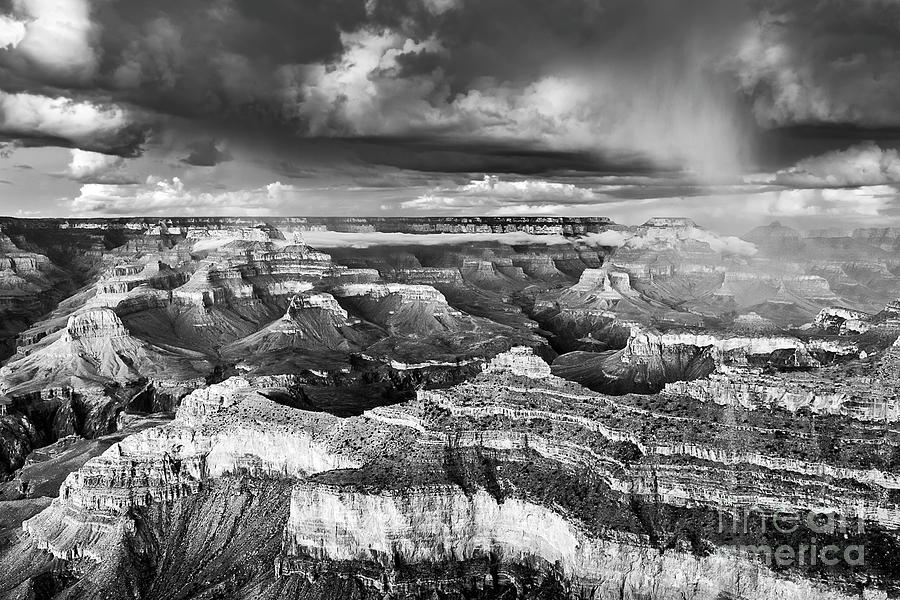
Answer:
xmin=8 ymin=347 xmax=895 ymax=598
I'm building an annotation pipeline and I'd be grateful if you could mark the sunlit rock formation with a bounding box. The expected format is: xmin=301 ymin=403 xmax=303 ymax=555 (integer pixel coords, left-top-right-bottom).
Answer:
xmin=11 ymin=347 xmax=896 ymax=598
xmin=552 ymin=323 xmax=858 ymax=394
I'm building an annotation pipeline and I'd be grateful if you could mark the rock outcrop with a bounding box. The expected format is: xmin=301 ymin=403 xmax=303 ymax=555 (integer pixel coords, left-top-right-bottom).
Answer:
xmin=0 ymin=308 xmax=209 ymax=397
xmin=553 ymin=325 xmax=858 ymax=394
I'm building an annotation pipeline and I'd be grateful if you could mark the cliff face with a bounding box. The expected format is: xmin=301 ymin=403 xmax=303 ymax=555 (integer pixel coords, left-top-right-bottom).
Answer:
xmin=10 ymin=347 xmax=896 ymax=598
xmin=21 ymin=376 xmax=363 ymax=562
xmin=279 ymin=484 xmax=858 ymax=600
xmin=0 ymin=233 xmax=72 ymax=360
xmin=0 ymin=414 xmax=39 ymax=477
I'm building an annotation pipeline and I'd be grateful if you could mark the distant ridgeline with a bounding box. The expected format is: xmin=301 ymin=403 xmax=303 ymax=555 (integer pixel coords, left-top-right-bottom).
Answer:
xmin=0 ymin=216 xmax=615 ymax=236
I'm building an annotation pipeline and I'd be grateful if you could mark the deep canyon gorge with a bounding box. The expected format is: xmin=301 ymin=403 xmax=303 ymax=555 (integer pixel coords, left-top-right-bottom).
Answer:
xmin=0 ymin=216 xmax=899 ymax=599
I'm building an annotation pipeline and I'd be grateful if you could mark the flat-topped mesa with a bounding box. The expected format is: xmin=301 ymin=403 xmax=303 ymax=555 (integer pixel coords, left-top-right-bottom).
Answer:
xmin=209 ymin=240 xmax=332 ymax=265
xmin=608 ymin=271 xmax=635 ymax=293
xmin=483 ymin=346 xmax=552 ymax=378
xmin=571 ymin=267 xmax=610 ymax=290
xmin=461 ymin=258 xmax=499 ymax=274
xmin=458 ymin=258 xmax=529 ymax=286
xmin=608 ymin=249 xmax=678 ymax=280
xmin=171 ymin=261 xmax=254 ymax=307
xmin=320 ymin=267 xmax=381 ymax=287
xmin=285 ymin=292 xmax=348 ymax=320
xmin=332 ymin=283 xmax=447 ymax=303
xmin=96 ymin=261 xmax=184 ymax=296
xmin=784 ymin=275 xmax=839 ymax=300
xmin=621 ymin=327 xmax=845 ymax=370
xmin=743 ymin=221 xmax=803 ymax=246
xmin=185 ymin=223 xmax=284 ymax=243
xmin=62 ymin=308 xmax=129 ymax=341
xmin=641 ymin=217 xmax=698 ymax=229
xmin=571 ymin=268 xmax=636 ymax=297
xmin=392 ymin=267 xmax=464 ymax=285
xmin=509 ymin=253 xmax=566 ymax=278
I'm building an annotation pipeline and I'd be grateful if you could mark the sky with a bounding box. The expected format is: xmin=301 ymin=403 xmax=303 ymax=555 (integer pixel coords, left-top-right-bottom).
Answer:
xmin=0 ymin=0 xmax=899 ymax=232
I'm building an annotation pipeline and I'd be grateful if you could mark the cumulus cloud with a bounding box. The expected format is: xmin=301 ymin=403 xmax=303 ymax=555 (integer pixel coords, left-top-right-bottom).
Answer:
xmin=459 ymin=175 xmax=597 ymax=201
xmin=0 ymin=91 xmax=140 ymax=153
xmin=578 ymin=230 xmax=631 ymax=247
xmin=689 ymin=229 xmax=758 ymax=256
xmin=610 ymin=225 xmax=758 ymax=256
xmin=0 ymin=14 xmax=26 ymax=49
xmin=282 ymin=23 xmax=749 ymax=177
xmin=66 ymin=149 xmax=128 ymax=182
xmin=396 ymin=175 xmax=603 ymax=214
xmin=765 ymin=186 xmax=895 ymax=218
xmin=69 ymin=177 xmax=299 ymax=215
xmin=284 ymin=29 xmax=446 ymax=136
xmin=775 ymin=143 xmax=900 ymax=187
xmin=10 ymin=0 xmax=99 ymax=82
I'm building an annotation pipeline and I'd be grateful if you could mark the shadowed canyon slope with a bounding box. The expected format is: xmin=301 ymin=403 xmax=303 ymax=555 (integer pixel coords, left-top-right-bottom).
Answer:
xmin=1 ymin=216 xmax=899 ymax=599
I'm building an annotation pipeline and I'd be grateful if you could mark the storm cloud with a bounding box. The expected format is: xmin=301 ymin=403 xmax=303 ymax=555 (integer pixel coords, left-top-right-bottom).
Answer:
xmin=0 ymin=0 xmax=894 ymax=165
xmin=2 ymin=0 xmax=900 ymax=221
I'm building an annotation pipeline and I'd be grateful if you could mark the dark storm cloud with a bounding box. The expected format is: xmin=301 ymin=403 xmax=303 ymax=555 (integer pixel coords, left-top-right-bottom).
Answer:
xmin=0 ymin=122 xmax=149 ymax=157
xmin=181 ymin=139 xmax=232 ymax=167
xmin=2 ymin=0 xmax=900 ymax=175
xmin=91 ymin=0 xmax=368 ymax=122
xmin=350 ymin=138 xmax=662 ymax=175
xmin=733 ymin=0 xmax=900 ymax=129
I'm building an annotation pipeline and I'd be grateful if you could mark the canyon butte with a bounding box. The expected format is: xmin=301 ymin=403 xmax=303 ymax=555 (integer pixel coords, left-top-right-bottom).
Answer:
xmin=0 ymin=216 xmax=899 ymax=599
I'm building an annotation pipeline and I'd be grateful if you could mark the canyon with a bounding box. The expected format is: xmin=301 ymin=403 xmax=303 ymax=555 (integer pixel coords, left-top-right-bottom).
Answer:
xmin=0 ymin=216 xmax=899 ymax=599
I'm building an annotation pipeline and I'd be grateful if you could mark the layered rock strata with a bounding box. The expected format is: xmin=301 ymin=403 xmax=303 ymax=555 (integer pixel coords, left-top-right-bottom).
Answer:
xmin=13 ymin=348 xmax=898 ymax=598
